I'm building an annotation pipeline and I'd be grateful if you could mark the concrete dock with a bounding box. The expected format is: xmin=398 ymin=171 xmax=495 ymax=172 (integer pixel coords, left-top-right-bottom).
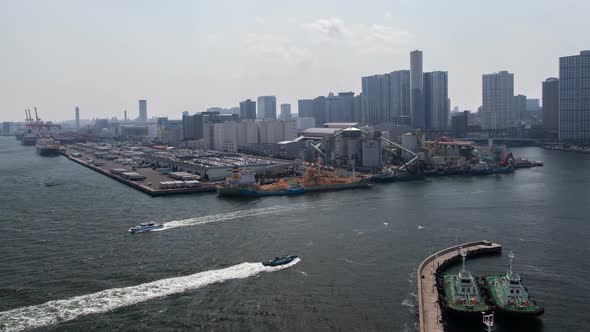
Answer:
xmin=64 ymin=152 xmax=217 ymax=196
xmin=416 ymin=240 xmax=502 ymax=332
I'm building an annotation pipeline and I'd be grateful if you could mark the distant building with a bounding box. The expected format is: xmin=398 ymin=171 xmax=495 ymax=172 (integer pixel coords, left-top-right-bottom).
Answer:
xmin=298 ymin=99 xmax=314 ymax=118
xmin=239 ymin=99 xmax=257 ymax=120
xmin=75 ymin=106 xmax=80 ymax=129
xmin=511 ymin=94 xmax=527 ymax=124
xmin=526 ymin=99 xmax=541 ymax=112
xmin=390 ymin=70 xmax=411 ymax=118
xmin=182 ymin=114 xmax=204 ymax=141
xmin=138 ymin=100 xmax=147 ymax=122
xmin=2 ymin=122 xmax=11 ymax=135
xmin=326 ymin=92 xmax=356 ymax=123
xmin=257 ymin=96 xmax=277 ymax=120
xmin=296 ymin=117 xmax=316 ymax=131
xmin=542 ymin=77 xmax=559 ymax=131
xmin=423 ymin=71 xmax=449 ymax=129
xmin=361 ymin=74 xmax=389 ymax=124
xmin=182 ymin=111 xmax=189 ymax=117
xmin=410 ymin=50 xmax=425 ymax=128
xmin=451 ymin=111 xmax=469 ymax=138
xmin=481 ymin=71 xmax=514 ymax=129
xmin=313 ymin=96 xmax=328 ymax=126
xmin=279 ymin=104 xmax=292 ymax=120
xmin=559 ymin=50 xmax=590 ymax=143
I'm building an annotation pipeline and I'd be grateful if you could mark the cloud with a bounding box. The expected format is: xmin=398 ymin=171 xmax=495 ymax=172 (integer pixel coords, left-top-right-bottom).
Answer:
xmin=302 ymin=18 xmax=347 ymax=39
xmin=244 ymin=33 xmax=314 ymax=66
xmin=302 ymin=18 xmax=412 ymax=55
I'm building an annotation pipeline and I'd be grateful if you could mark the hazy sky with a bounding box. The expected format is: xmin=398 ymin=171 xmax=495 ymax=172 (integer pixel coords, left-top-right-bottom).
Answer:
xmin=1 ymin=0 xmax=588 ymax=122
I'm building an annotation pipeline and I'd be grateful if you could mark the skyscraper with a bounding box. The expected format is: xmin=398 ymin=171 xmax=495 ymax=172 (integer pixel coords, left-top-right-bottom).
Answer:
xmin=542 ymin=77 xmax=559 ymax=131
xmin=423 ymin=71 xmax=449 ymax=129
xmin=182 ymin=114 xmax=204 ymax=140
xmin=481 ymin=71 xmax=514 ymax=129
xmin=410 ymin=50 xmax=424 ymax=128
xmin=257 ymin=96 xmax=277 ymax=120
xmin=511 ymin=94 xmax=527 ymax=124
xmin=326 ymin=92 xmax=355 ymax=123
xmin=75 ymin=106 xmax=80 ymax=129
xmin=298 ymin=99 xmax=314 ymax=118
xmin=361 ymin=74 xmax=389 ymax=124
xmin=279 ymin=104 xmax=292 ymax=120
xmin=389 ymin=70 xmax=411 ymax=118
xmin=239 ymin=99 xmax=256 ymax=120
xmin=559 ymin=50 xmax=590 ymax=143
xmin=139 ymin=100 xmax=147 ymax=122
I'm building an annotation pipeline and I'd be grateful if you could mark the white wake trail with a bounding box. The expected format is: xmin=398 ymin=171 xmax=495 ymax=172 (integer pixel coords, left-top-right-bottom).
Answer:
xmin=0 ymin=258 xmax=300 ymax=332
xmin=161 ymin=204 xmax=303 ymax=230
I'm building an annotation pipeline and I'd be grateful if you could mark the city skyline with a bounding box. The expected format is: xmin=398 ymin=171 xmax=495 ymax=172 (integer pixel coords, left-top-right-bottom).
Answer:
xmin=1 ymin=0 xmax=589 ymax=122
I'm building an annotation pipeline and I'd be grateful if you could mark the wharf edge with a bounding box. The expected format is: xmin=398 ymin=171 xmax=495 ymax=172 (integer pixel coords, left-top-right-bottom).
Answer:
xmin=416 ymin=240 xmax=502 ymax=332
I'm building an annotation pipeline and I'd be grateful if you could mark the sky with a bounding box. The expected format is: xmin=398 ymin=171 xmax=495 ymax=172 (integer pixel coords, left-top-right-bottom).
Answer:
xmin=1 ymin=0 xmax=588 ymax=122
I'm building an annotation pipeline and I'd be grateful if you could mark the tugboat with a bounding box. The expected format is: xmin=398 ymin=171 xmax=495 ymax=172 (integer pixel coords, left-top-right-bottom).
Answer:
xmin=262 ymin=255 xmax=298 ymax=267
xmin=442 ymin=248 xmax=491 ymax=316
xmin=128 ymin=222 xmax=164 ymax=234
xmin=484 ymin=252 xmax=544 ymax=316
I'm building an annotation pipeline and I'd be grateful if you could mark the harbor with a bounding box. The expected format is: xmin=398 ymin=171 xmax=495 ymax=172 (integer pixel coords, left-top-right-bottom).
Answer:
xmin=417 ymin=241 xmax=502 ymax=332
xmin=0 ymin=137 xmax=586 ymax=331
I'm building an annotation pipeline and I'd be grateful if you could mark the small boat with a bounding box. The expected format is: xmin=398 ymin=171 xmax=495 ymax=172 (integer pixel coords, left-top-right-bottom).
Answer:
xmin=484 ymin=252 xmax=544 ymax=317
xmin=262 ymin=255 xmax=298 ymax=266
xmin=532 ymin=160 xmax=544 ymax=167
xmin=128 ymin=222 xmax=164 ymax=234
xmin=442 ymin=248 xmax=491 ymax=316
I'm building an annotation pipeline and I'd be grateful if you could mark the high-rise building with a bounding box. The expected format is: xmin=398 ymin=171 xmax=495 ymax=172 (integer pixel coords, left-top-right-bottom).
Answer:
xmin=451 ymin=111 xmax=469 ymax=138
xmin=279 ymin=104 xmax=292 ymax=120
xmin=313 ymin=96 xmax=328 ymax=126
xmin=542 ymin=77 xmax=559 ymax=131
xmin=257 ymin=96 xmax=277 ymax=120
xmin=182 ymin=114 xmax=204 ymax=141
xmin=390 ymin=70 xmax=411 ymax=118
xmin=361 ymin=74 xmax=389 ymax=124
xmin=511 ymin=94 xmax=527 ymax=124
xmin=182 ymin=111 xmax=189 ymax=117
xmin=326 ymin=92 xmax=355 ymax=123
xmin=138 ymin=100 xmax=147 ymax=122
xmin=124 ymin=110 xmax=128 ymax=122
xmin=239 ymin=99 xmax=257 ymax=120
xmin=75 ymin=106 xmax=80 ymax=129
xmin=526 ymin=99 xmax=541 ymax=112
xmin=298 ymin=99 xmax=314 ymax=118
xmin=559 ymin=50 xmax=590 ymax=143
xmin=481 ymin=71 xmax=514 ymax=129
xmin=410 ymin=50 xmax=424 ymax=128
xmin=423 ymin=71 xmax=449 ymax=129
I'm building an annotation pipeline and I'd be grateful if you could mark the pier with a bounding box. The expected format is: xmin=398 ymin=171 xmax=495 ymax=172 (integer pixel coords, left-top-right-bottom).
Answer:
xmin=417 ymin=240 xmax=502 ymax=332
xmin=65 ymin=154 xmax=217 ymax=196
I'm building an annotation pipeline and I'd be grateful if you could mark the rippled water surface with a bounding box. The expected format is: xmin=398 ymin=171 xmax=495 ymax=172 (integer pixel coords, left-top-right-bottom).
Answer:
xmin=0 ymin=137 xmax=589 ymax=331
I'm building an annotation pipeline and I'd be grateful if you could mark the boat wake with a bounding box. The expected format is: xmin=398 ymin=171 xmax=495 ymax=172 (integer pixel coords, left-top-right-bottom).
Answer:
xmin=0 ymin=258 xmax=300 ymax=332
xmin=161 ymin=205 xmax=298 ymax=230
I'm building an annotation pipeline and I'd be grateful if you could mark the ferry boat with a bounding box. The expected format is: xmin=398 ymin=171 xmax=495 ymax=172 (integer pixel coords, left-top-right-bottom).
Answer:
xmin=484 ymin=252 xmax=544 ymax=317
xmin=442 ymin=248 xmax=491 ymax=316
xmin=128 ymin=222 xmax=164 ymax=234
xmin=262 ymin=255 xmax=298 ymax=267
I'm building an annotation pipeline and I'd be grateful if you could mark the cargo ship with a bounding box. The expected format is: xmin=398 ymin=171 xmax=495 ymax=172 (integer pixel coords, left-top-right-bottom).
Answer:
xmin=36 ymin=138 xmax=61 ymax=156
xmin=469 ymin=162 xmax=514 ymax=175
xmin=22 ymin=129 xmax=37 ymax=146
xmin=441 ymin=248 xmax=491 ymax=316
xmin=217 ymin=166 xmax=368 ymax=197
xmin=484 ymin=252 xmax=544 ymax=317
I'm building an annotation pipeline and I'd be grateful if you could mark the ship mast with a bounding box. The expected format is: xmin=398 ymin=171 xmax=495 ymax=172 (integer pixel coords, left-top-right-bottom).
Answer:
xmin=459 ymin=247 xmax=467 ymax=273
xmin=508 ymin=251 xmax=515 ymax=276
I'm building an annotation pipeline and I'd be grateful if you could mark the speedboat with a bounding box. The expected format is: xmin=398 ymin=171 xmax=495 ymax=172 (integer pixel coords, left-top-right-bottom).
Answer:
xmin=128 ymin=222 xmax=164 ymax=234
xmin=262 ymin=255 xmax=298 ymax=266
